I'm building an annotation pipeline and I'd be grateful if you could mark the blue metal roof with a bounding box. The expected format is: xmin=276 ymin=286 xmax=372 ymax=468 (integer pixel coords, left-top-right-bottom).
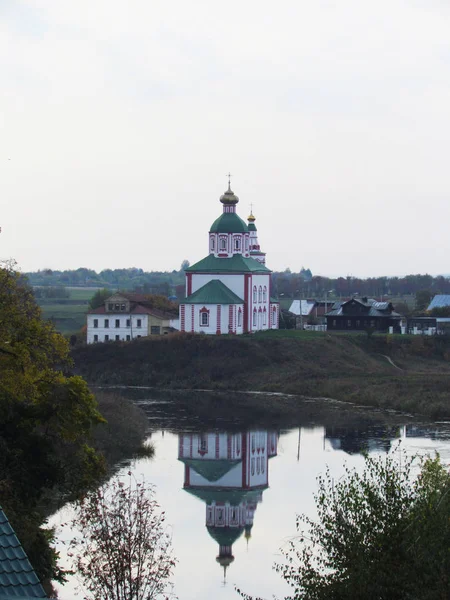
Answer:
xmin=0 ymin=508 xmax=47 ymax=598
xmin=428 ymin=295 xmax=450 ymax=310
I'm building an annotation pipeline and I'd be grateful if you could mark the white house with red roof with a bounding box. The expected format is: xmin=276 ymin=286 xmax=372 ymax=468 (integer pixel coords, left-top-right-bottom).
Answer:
xmin=180 ymin=183 xmax=279 ymax=334
xmin=86 ymin=292 xmax=178 ymax=344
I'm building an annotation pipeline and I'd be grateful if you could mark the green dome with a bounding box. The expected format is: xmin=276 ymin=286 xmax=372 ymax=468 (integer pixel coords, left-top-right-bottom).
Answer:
xmin=207 ymin=526 xmax=244 ymax=546
xmin=210 ymin=212 xmax=249 ymax=234
xmin=247 ymin=223 xmax=257 ymax=231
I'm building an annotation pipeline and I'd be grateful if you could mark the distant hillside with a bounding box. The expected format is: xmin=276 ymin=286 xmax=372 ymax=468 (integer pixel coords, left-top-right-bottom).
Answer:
xmin=72 ymin=331 xmax=450 ymax=418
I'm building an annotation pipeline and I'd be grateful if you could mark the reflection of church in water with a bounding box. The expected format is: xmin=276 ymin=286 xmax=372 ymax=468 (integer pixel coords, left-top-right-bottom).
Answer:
xmin=178 ymin=431 xmax=277 ymax=575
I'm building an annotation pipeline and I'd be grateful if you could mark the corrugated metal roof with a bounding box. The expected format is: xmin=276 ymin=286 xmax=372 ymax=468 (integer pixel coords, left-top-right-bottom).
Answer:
xmin=186 ymin=254 xmax=271 ymax=274
xmin=428 ymin=295 xmax=450 ymax=310
xmin=183 ymin=280 xmax=244 ymax=305
xmin=288 ymin=300 xmax=315 ymax=316
xmin=0 ymin=508 xmax=47 ymax=598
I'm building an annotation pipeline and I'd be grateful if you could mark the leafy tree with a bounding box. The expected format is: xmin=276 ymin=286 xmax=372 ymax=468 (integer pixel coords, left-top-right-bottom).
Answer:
xmin=239 ymin=452 xmax=450 ymax=600
xmin=89 ymin=288 xmax=113 ymax=309
xmin=0 ymin=261 xmax=105 ymax=584
xmin=415 ymin=289 xmax=433 ymax=311
xmin=70 ymin=474 xmax=176 ymax=600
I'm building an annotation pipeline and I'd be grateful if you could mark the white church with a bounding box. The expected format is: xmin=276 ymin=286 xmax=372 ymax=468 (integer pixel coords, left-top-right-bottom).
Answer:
xmin=179 ymin=183 xmax=279 ymax=334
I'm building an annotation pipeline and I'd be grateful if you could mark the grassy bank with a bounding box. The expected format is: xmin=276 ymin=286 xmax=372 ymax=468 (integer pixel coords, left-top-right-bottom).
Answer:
xmin=71 ymin=331 xmax=450 ymax=418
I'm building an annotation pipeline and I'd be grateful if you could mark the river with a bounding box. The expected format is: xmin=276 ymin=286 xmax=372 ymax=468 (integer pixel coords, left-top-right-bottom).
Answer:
xmin=50 ymin=389 xmax=450 ymax=600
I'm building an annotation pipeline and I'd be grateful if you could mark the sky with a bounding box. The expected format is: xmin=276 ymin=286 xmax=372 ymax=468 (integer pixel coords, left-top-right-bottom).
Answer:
xmin=1 ymin=0 xmax=450 ymax=278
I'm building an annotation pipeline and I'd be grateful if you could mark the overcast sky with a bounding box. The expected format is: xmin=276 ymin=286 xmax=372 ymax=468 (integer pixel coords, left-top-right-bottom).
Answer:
xmin=1 ymin=0 xmax=450 ymax=277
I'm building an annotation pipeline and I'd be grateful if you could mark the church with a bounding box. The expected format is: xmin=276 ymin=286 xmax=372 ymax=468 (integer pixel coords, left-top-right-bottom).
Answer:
xmin=179 ymin=182 xmax=279 ymax=334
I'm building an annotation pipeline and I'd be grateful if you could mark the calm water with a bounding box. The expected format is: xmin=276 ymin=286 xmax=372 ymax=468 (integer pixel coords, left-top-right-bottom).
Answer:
xmin=51 ymin=389 xmax=450 ymax=600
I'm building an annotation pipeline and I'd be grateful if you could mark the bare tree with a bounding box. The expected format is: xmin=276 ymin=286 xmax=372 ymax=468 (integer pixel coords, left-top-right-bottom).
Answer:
xmin=70 ymin=474 xmax=176 ymax=600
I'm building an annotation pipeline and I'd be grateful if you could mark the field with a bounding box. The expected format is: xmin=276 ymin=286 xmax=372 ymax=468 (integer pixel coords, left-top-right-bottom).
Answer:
xmin=36 ymin=287 xmax=100 ymax=335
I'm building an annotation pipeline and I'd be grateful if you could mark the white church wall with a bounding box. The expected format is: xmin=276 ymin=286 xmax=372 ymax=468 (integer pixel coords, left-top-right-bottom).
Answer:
xmin=189 ymin=462 xmax=243 ymax=488
xmin=191 ymin=274 xmax=245 ymax=300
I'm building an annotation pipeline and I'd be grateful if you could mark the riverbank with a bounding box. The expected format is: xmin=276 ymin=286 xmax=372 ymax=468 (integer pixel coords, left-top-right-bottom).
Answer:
xmin=71 ymin=331 xmax=450 ymax=418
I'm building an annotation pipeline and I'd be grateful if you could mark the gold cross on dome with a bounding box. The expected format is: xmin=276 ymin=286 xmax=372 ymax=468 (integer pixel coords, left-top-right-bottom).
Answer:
xmin=227 ymin=172 xmax=232 ymax=189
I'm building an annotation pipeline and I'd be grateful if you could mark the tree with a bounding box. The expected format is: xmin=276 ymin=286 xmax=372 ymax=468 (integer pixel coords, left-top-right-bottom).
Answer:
xmin=239 ymin=452 xmax=450 ymax=600
xmin=89 ymin=288 xmax=113 ymax=309
xmin=415 ymin=289 xmax=432 ymax=311
xmin=0 ymin=261 xmax=105 ymax=584
xmin=70 ymin=474 xmax=176 ymax=600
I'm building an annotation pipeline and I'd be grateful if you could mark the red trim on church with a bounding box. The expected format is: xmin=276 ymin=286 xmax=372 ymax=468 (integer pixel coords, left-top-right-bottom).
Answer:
xmin=191 ymin=305 xmax=195 ymax=332
xmin=187 ymin=273 xmax=192 ymax=296
xmin=216 ymin=305 xmax=221 ymax=334
xmin=180 ymin=304 xmax=186 ymax=332
xmin=244 ymin=274 xmax=250 ymax=333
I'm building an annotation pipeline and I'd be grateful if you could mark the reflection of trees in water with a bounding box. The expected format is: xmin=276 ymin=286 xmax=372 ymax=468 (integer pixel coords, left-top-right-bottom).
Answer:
xmin=325 ymin=425 xmax=402 ymax=455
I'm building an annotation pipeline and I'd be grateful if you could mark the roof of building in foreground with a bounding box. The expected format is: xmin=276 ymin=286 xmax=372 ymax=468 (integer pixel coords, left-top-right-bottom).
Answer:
xmin=185 ymin=254 xmax=271 ymax=274
xmin=0 ymin=507 xmax=47 ymax=598
xmin=428 ymin=295 xmax=450 ymax=310
xmin=183 ymin=280 xmax=244 ymax=305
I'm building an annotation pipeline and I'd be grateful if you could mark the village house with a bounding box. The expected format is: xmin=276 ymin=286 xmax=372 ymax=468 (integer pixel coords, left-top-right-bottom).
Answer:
xmin=325 ymin=297 xmax=403 ymax=333
xmin=179 ymin=182 xmax=279 ymax=334
xmin=86 ymin=292 xmax=178 ymax=344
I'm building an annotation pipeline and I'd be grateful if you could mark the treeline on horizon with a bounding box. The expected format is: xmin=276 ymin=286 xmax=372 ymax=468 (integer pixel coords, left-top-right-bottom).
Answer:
xmin=25 ymin=266 xmax=450 ymax=300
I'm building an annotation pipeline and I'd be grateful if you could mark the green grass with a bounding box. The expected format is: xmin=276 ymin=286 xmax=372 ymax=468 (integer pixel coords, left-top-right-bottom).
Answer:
xmin=67 ymin=287 xmax=103 ymax=301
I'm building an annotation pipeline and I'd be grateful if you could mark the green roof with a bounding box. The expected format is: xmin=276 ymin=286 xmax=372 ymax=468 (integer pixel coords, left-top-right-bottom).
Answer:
xmin=210 ymin=213 xmax=248 ymax=234
xmin=0 ymin=508 xmax=47 ymax=598
xmin=247 ymin=223 xmax=257 ymax=231
xmin=186 ymin=254 xmax=271 ymax=274
xmin=207 ymin=526 xmax=244 ymax=547
xmin=179 ymin=458 xmax=241 ymax=481
xmin=184 ymin=487 xmax=267 ymax=506
xmin=183 ymin=280 xmax=243 ymax=305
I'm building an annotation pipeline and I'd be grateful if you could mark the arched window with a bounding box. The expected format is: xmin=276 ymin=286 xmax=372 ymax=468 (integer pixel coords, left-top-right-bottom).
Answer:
xmin=200 ymin=307 xmax=210 ymax=327
xmin=253 ymin=286 xmax=257 ymax=303
xmin=263 ymin=307 xmax=267 ymax=326
xmin=245 ymin=237 xmax=249 ymax=251
xmin=234 ymin=237 xmax=241 ymax=251
xmin=211 ymin=237 xmax=215 ymax=251
xmin=237 ymin=308 xmax=242 ymax=327
xmin=253 ymin=308 xmax=257 ymax=327
xmin=258 ymin=286 xmax=262 ymax=303
xmin=263 ymin=286 xmax=267 ymax=302
xmin=220 ymin=237 xmax=227 ymax=251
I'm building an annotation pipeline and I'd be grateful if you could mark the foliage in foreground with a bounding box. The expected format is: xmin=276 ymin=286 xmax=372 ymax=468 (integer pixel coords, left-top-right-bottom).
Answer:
xmin=239 ymin=451 xmax=450 ymax=600
xmin=70 ymin=474 xmax=176 ymax=600
xmin=0 ymin=261 xmax=105 ymax=584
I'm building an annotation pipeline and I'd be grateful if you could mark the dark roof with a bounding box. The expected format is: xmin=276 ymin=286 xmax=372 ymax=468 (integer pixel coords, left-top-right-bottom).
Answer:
xmin=326 ymin=298 xmax=402 ymax=318
xmin=209 ymin=213 xmax=248 ymax=234
xmin=0 ymin=508 xmax=47 ymax=598
xmin=179 ymin=458 xmax=241 ymax=481
xmin=183 ymin=280 xmax=243 ymax=305
xmin=428 ymin=295 xmax=450 ymax=310
xmin=186 ymin=254 xmax=271 ymax=274
xmin=184 ymin=487 xmax=267 ymax=506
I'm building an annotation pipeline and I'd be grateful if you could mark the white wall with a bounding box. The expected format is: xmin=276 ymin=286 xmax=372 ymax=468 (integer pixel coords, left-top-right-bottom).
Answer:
xmin=191 ymin=273 xmax=245 ymax=300
xmin=87 ymin=313 xmax=148 ymax=343
xmin=182 ymin=303 xmax=244 ymax=334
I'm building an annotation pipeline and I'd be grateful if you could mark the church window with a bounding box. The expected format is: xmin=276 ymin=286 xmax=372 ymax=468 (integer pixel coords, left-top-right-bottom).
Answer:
xmin=263 ymin=308 xmax=267 ymax=326
xmin=253 ymin=286 xmax=257 ymax=303
xmin=245 ymin=237 xmax=249 ymax=251
xmin=251 ymin=458 xmax=255 ymax=476
xmin=198 ymin=434 xmax=208 ymax=454
xmin=234 ymin=237 xmax=241 ymax=251
xmin=251 ymin=434 xmax=255 ymax=453
xmin=104 ymin=319 xmax=109 ymax=328
xmin=263 ymin=286 xmax=267 ymax=302
xmin=93 ymin=319 xmax=98 ymax=328
xmin=220 ymin=237 xmax=227 ymax=251
xmin=211 ymin=237 xmax=215 ymax=250
xmin=261 ymin=459 xmax=265 ymax=474
xmin=237 ymin=309 xmax=242 ymax=328
xmin=258 ymin=286 xmax=262 ymax=302
xmin=253 ymin=309 xmax=257 ymax=327
xmin=200 ymin=308 xmax=210 ymax=327
xmin=257 ymin=457 xmax=260 ymax=474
